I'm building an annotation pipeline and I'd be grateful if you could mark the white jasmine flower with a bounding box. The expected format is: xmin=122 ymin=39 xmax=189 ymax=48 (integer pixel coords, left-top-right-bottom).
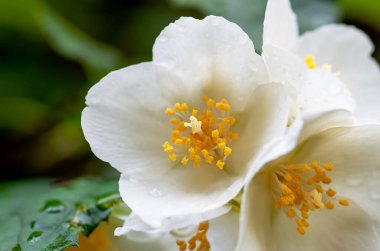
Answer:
xmin=82 ymin=16 xmax=298 ymax=229
xmin=262 ymin=0 xmax=380 ymax=123
xmin=236 ymin=124 xmax=380 ymax=251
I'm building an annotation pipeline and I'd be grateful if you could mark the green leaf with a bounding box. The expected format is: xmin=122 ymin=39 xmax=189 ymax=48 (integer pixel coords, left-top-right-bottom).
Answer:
xmin=169 ymin=0 xmax=341 ymax=51
xmin=0 ymin=178 xmax=122 ymax=251
xmin=339 ymin=0 xmax=380 ymax=31
xmin=34 ymin=3 xmax=127 ymax=81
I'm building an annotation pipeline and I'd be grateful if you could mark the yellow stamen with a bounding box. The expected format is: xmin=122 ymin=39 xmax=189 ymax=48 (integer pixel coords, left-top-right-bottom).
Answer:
xmin=339 ymin=199 xmax=349 ymax=206
xmin=305 ymin=55 xmax=316 ymax=69
xmin=271 ymin=161 xmax=349 ymax=235
xmin=163 ymin=97 xmax=238 ymax=170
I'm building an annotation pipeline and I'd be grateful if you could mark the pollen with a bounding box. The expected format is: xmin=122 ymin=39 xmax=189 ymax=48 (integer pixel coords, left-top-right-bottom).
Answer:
xmin=271 ymin=160 xmax=349 ymax=235
xmin=176 ymin=222 xmax=210 ymax=251
xmin=305 ymin=55 xmax=316 ymax=69
xmin=163 ymin=97 xmax=238 ymax=170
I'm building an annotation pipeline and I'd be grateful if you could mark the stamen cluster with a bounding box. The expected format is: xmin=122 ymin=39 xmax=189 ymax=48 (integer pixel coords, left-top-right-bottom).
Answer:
xmin=272 ymin=161 xmax=349 ymax=235
xmin=162 ymin=97 xmax=238 ymax=170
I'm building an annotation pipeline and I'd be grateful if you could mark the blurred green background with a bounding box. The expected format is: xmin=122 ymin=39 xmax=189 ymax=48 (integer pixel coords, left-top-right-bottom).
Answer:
xmin=1 ymin=0 xmax=379 ymax=181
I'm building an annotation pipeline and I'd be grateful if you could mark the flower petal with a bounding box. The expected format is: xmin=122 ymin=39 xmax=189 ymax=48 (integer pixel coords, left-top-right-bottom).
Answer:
xmin=273 ymin=200 xmax=380 ymax=251
xmin=235 ymin=173 xmax=274 ymax=251
xmin=153 ymin=16 xmax=267 ymax=110
xmin=263 ymin=0 xmax=298 ymax=48
xmin=263 ymin=45 xmax=355 ymax=120
xmin=119 ymin=168 xmax=244 ymax=228
xmin=293 ymin=125 xmax=380 ymax=231
xmin=82 ymin=62 xmax=171 ymax=178
xmin=293 ymin=24 xmax=380 ymax=122
xmin=228 ymin=83 xmax=293 ymax=178
xmin=115 ymin=206 xmax=231 ymax=235
xmin=112 ymin=210 xmax=239 ymax=251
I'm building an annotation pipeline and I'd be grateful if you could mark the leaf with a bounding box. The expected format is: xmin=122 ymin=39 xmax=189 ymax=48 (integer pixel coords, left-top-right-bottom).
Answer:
xmin=34 ymin=3 xmax=127 ymax=81
xmin=339 ymin=0 xmax=380 ymax=31
xmin=169 ymin=0 xmax=341 ymax=52
xmin=0 ymin=178 xmax=123 ymax=251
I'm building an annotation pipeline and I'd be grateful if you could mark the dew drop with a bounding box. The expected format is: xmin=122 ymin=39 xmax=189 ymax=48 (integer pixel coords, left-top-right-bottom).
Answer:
xmin=148 ymin=187 xmax=166 ymax=198
xmin=158 ymin=35 xmax=168 ymax=43
xmin=368 ymin=184 xmax=380 ymax=200
xmin=239 ymin=37 xmax=247 ymax=45
xmin=345 ymin=174 xmax=364 ymax=186
xmin=27 ymin=231 xmax=42 ymax=243
xmin=40 ymin=200 xmax=65 ymax=213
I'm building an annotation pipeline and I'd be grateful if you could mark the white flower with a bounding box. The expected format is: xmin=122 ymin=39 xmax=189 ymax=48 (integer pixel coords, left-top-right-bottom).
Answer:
xmin=236 ymin=124 xmax=380 ymax=251
xmin=262 ymin=0 xmax=380 ymax=124
xmin=234 ymin=1 xmax=380 ymax=250
xmin=82 ymin=16 xmax=298 ymax=228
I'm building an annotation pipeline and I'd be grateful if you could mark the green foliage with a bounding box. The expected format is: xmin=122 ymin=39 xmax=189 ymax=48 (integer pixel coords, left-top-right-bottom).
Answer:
xmin=0 ymin=178 xmax=122 ymax=251
xmin=169 ymin=0 xmax=341 ymax=51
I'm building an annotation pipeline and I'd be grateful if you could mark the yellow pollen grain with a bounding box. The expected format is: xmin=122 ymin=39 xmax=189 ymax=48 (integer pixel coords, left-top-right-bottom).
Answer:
xmin=216 ymin=160 xmax=224 ymax=170
xmin=326 ymin=188 xmax=336 ymax=197
xmin=211 ymin=130 xmax=219 ymax=138
xmin=286 ymin=209 xmax=296 ymax=218
xmin=169 ymin=153 xmax=177 ymax=161
xmin=166 ymin=108 xmax=175 ymax=115
xmin=339 ymin=199 xmax=349 ymax=206
xmin=224 ymin=147 xmax=232 ymax=157
xmin=324 ymin=162 xmax=334 ymax=171
xmin=305 ymin=55 xmax=316 ymax=69
xmin=181 ymin=156 xmax=189 ymax=165
xmin=325 ymin=202 xmax=334 ymax=210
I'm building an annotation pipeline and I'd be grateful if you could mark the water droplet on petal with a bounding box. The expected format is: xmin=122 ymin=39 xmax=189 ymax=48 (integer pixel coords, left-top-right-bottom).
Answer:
xmin=40 ymin=200 xmax=65 ymax=213
xmin=27 ymin=231 xmax=42 ymax=243
xmin=146 ymin=183 xmax=167 ymax=198
xmin=345 ymin=174 xmax=364 ymax=186
xmin=368 ymin=184 xmax=380 ymax=200
xmin=159 ymin=35 xmax=168 ymax=43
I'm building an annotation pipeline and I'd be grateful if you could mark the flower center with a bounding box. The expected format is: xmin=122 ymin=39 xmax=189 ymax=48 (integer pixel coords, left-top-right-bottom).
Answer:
xmin=271 ymin=160 xmax=349 ymax=235
xmin=176 ymin=222 xmax=210 ymax=251
xmin=162 ymin=97 xmax=238 ymax=170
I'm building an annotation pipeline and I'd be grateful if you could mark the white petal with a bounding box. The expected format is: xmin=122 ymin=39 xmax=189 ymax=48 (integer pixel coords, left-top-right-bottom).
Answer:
xmin=273 ymin=201 xmax=380 ymax=251
xmin=235 ymin=173 xmax=275 ymax=251
xmin=263 ymin=45 xmax=355 ymax=119
xmin=293 ymin=24 xmax=380 ymax=121
xmin=298 ymin=110 xmax=354 ymax=144
xmin=208 ymin=210 xmax=240 ymax=251
xmin=153 ymin=16 xmax=268 ymax=110
xmin=115 ymin=206 xmax=231 ymax=235
xmin=293 ymin=125 xmax=380 ymax=231
xmin=228 ymin=83 xmax=293 ymax=179
xmin=119 ymin=168 xmax=244 ymax=228
xmin=81 ymin=62 xmax=172 ymax=178
xmin=112 ymin=210 xmax=239 ymax=251
xmin=263 ymin=0 xmax=298 ymax=48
